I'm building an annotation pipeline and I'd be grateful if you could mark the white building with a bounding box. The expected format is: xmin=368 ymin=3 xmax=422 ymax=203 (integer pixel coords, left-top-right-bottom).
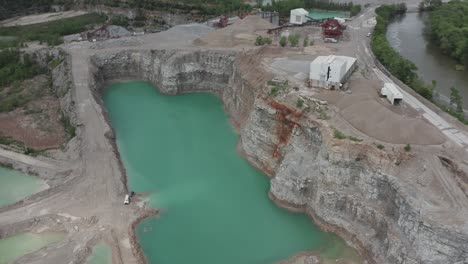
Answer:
xmin=309 ymin=55 xmax=357 ymax=89
xmin=290 ymin=8 xmax=309 ymax=25
xmin=381 ymin=83 xmax=403 ymax=105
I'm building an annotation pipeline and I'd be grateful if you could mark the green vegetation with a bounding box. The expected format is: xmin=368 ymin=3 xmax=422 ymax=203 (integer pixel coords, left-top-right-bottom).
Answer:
xmin=0 ymin=50 xmax=45 ymax=88
xmin=279 ymin=36 xmax=287 ymax=47
xmin=318 ymin=108 xmax=329 ymax=120
xmin=296 ymin=98 xmax=304 ymax=108
xmin=350 ymin=5 xmax=362 ymax=16
xmin=303 ymin=36 xmax=309 ymax=47
xmin=427 ymin=0 xmax=468 ymax=66
xmin=288 ymin=34 xmax=300 ymax=47
xmin=262 ymin=0 xmax=358 ymax=18
xmin=0 ymin=13 xmax=106 ymax=47
xmin=103 ymin=0 xmax=251 ymax=16
xmin=334 ymin=129 xmax=347 ymax=139
xmin=110 ymin=15 xmax=130 ymax=27
xmin=334 ymin=129 xmax=362 ymax=142
xmin=255 ymin=36 xmax=272 ymax=46
xmin=404 ymin=144 xmax=411 ymax=152
xmin=348 ymin=136 xmax=363 ymax=142
xmin=377 ymin=144 xmax=385 ymax=149
xmin=60 ymin=113 xmax=76 ymax=139
xmin=0 ymin=0 xmax=56 ymax=20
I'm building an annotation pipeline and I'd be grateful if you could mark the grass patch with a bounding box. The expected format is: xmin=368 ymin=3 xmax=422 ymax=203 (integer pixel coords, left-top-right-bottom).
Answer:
xmin=0 ymin=13 xmax=106 ymax=47
xmin=334 ymin=129 xmax=363 ymax=142
xmin=318 ymin=108 xmax=330 ymax=120
xmin=60 ymin=113 xmax=76 ymax=139
xmin=404 ymin=144 xmax=411 ymax=152
xmin=296 ymin=98 xmax=304 ymax=108
xmin=334 ymin=129 xmax=347 ymax=139
xmin=269 ymin=84 xmax=287 ymax=97
xmin=0 ymin=49 xmax=45 ymax=88
xmin=348 ymin=136 xmax=363 ymax=142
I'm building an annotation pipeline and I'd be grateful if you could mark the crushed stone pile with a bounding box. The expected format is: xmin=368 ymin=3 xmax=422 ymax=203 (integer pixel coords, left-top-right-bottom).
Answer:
xmin=194 ymin=15 xmax=275 ymax=47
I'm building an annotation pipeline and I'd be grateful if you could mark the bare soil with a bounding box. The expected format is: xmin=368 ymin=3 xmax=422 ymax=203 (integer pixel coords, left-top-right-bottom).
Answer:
xmin=1 ymin=11 xmax=88 ymax=27
xmin=314 ymin=79 xmax=446 ymax=145
xmin=0 ymin=75 xmax=67 ymax=150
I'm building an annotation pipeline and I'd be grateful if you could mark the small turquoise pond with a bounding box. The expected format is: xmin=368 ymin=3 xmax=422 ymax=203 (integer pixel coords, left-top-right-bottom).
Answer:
xmin=0 ymin=167 xmax=48 ymax=208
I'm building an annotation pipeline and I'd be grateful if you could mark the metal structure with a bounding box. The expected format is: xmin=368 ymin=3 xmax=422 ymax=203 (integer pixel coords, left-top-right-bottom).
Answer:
xmin=321 ymin=19 xmax=347 ymax=38
xmin=213 ymin=16 xmax=228 ymax=28
xmin=87 ymin=24 xmax=110 ymax=41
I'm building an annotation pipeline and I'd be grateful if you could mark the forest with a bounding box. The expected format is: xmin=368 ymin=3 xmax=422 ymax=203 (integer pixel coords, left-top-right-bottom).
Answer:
xmin=261 ymin=0 xmax=360 ymax=18
xmin=427 ymin=0 xmax=468 ymax=66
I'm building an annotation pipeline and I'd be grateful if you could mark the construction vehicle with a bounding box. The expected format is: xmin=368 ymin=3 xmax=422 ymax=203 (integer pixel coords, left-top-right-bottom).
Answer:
xmin=213 ymin=16 xmax=228 ymax=28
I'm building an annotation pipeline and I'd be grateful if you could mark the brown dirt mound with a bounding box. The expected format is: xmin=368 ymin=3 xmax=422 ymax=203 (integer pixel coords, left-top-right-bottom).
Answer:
xmin=194 ymin=15 xmax=275 ymax=47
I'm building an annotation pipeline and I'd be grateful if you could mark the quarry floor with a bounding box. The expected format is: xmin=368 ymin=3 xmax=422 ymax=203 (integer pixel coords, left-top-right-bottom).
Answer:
xmin=0 ymin=5 xmax=468 ymax=264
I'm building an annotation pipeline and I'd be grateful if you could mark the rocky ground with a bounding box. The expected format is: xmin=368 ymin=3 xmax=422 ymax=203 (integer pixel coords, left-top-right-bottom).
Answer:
xmin=0 ymin=6 xmax=467 ymax=264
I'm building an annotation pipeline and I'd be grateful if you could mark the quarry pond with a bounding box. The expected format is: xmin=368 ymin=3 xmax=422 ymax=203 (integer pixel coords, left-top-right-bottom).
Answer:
xmin=0 ymin=167 xmax=48 ymax=208
xmin=103 ymin=81 xmax=361 ymax=263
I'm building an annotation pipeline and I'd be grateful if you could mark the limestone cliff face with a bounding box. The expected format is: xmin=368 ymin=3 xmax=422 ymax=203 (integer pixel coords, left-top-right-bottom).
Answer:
xmin=89 ymin=49 xmax=468 ymax=264
xmin=242 ymin=100 xmax=468 ymax=264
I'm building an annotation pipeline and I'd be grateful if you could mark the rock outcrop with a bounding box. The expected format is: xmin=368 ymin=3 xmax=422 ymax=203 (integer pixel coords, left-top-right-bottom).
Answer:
xmin=89 ymin=48 xmax=468 ymax=264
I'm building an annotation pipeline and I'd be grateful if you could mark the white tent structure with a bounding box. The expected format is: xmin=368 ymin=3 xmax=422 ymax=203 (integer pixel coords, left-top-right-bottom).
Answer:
xmin=381 ymin=83 xmax=403 ymax=105
xmin=309 ymin=55 xmax=357 ymax=89
xmin=290 ymin=8 xmax=309 ymax=25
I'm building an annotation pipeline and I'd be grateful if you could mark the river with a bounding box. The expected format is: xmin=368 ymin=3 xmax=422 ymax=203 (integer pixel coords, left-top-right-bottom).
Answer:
xmin=386 ymin=12 xmax=468 ymax=110
xmin=103 ymin=81 xmax=361 ymax=264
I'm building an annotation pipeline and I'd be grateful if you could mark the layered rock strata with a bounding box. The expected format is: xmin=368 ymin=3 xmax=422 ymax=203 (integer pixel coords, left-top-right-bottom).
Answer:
xmin=89 ymin=48 xmax=468 ymax=264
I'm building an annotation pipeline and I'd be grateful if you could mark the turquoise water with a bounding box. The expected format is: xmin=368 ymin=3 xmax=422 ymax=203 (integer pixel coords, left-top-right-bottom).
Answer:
xmin=0 ymin=232 xmax=64 ymax=264
xmin=87 ymin=243 xmax=112 ymax=264
xmin=308 ymin=9 xmax=348 ymax=19
xmin=103 ymin=81 xmax=361 ymax=264
xmin=0 ymin=167 xmax=48 ymax=208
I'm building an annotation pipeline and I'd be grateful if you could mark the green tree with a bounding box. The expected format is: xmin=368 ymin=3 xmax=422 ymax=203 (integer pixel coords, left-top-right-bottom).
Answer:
xmin=255 ymin=36 xmax=264 ymax=46
xmin=288 ymin=34 xmax=300 ymax=47
xmin=303 ymin=35 xmax=309 ymax=47
xmin=450 ymin=87 xmax=463 ymax=113
xmin=279 ymin=36 xmax=287 ymax=47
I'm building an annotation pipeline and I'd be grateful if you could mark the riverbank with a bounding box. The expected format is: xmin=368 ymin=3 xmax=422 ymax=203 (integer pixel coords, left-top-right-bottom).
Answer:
xmin=386 ymin=12 xmax=468 ymax=113
xmin=371 ymin=4 xmax=467 ymax=123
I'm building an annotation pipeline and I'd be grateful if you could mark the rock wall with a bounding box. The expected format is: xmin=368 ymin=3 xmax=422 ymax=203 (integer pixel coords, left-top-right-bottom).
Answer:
xmin=89 ymin=48 xmax=468 ymax=264
xmin=242 ymin=100 xmax=468 ymax=264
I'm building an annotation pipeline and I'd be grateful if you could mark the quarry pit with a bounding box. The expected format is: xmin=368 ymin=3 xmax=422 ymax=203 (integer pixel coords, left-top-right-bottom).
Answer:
xmin=0 ymin=8 xmax=468 ymax=264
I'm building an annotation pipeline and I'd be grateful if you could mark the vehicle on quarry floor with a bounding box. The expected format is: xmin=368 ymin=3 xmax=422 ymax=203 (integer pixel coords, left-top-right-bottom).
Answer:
xmin=324 ymin=38 xmax=338 ymax=43
xmin=367 ymin=32 xmax=371 ymax=37
xmin=124 ymin=194 xmax=130 ymax=205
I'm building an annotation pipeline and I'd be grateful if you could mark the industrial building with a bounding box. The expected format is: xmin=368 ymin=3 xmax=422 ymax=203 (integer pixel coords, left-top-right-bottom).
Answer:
xmin=290 ymin=8 xmax=309 ymax=25
xmin=309 ymin=55 xmax=357 ymax=89
xmin=381 ymin=83 xmax=403 ymax=105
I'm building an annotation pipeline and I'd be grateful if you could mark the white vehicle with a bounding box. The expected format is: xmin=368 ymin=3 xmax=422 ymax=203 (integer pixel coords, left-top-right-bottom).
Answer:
xmin=324 ymin=38 xmax=338 ymax=43
xmin=366 ymin=32 xmax=371 ymax=37
xmin=124 ymin=194 xmax=130 ymax=205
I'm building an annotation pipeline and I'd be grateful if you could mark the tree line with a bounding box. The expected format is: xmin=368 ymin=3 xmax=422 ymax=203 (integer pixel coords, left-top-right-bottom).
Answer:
xmin=261 ymin=0 xmax=361 ymax=18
